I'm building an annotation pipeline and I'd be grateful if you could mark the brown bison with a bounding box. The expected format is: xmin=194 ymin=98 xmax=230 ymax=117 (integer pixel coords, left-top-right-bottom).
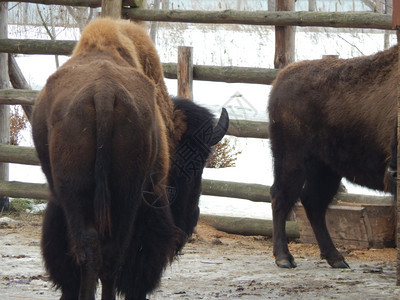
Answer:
xmin=268 ymin=45 xmax=398 ymax=269
xmin=32 ymin=18 xmax=228 ymax=299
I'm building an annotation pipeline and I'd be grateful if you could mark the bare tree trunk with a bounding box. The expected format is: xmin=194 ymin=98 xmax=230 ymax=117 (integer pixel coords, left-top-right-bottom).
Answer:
xmin=49 ymin=7 xmax=59 ymax=68
xmin=66 ymin=7 xmax=95 ymax=33
xmin=36 ymin=5 xmax=60 ymax=68
xmin=361 ymin=0 xmax=383 ymax=12
xmin=0 ymin=2 xmax=10 ymax=212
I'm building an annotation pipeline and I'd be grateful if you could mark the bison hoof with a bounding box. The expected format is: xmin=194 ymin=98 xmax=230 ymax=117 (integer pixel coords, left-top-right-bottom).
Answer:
xmin=275 ymin=257 xmax=297 ymax=268
xmin=329 ymin=259 xmax=350 ymax=269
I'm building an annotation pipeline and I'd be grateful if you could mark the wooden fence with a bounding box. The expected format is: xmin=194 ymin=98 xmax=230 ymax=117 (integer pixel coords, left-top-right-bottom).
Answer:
xmin=0 ymin=0 xmax=393 ymax=236
xmin=0 ymin=2 xmax=395 ymax=233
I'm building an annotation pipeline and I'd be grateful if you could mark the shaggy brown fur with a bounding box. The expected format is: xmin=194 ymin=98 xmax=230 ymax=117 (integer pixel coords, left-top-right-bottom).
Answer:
xmin=268 ymin=45 xmax=398 ymax=270
xmin=32 ymin=18 xmax=228 ymax=299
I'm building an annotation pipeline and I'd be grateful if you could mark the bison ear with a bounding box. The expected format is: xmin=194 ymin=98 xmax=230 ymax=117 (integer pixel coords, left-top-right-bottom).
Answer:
xmin=209 ymin=108 xmax=229 ymax=146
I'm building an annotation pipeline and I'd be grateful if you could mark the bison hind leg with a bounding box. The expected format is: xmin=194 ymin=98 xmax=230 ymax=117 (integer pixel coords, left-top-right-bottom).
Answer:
xmin=41 ymin=201 xmax=81 ymax=298
xmin=271 ymin=167 xmax=306 ymax=268
xmin=300 ymin=160 xmax=349 ymax=268
xmin=78 ymin=226 xmax=102 ymax=299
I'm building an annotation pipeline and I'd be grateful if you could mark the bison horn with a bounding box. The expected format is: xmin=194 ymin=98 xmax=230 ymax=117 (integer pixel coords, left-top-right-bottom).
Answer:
xmin=209 ymin=108 xmax=229 ymax=146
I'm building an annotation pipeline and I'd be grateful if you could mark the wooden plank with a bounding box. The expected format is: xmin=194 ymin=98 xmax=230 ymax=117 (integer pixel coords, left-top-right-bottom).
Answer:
xmin=294 ymin=203 xmax=395 ymax=248
xmin=177 ymin=46 xmax=193 ymax=100
xmin=0 ymin=2 xmax=9 ymax=211
xmin=396 ymin=16 xmax=400 ymax=285
xmin=274 ymin=0 xmax=295 ymax=68
xmin=101 ymin=0 xmax=122 ymax=19
xmin=393 ymin=0 xmax=400 ymax=29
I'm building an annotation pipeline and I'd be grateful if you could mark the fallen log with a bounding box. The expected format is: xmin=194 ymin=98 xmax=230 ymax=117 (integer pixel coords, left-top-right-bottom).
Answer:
xmin=201 ymin=179 xmax=271 ymax=203
xmin=200 ymin=213 xmax=299 ymax=238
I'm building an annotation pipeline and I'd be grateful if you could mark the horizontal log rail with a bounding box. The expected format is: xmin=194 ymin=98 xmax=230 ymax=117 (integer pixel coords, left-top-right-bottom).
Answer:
xmin=0 ymin=39 xmax=76 ymax=55
xmin=0 ymin=39 xmax=280 ymax=84
xmin=162 ymin=63 xmax=280 ymax=85
xmin=202 ymin=178 xmax=394 ymax=205
xmin=1 ymin=3 xmax=392 ymax=30
xmin=0 ymin=89 xmax=39 ymax=105
xmin=0 ymin=0 xmax=137 ymax=7
xmin=0 ymin=177 xmax=392 ymax=205
xmin=0 ymin=180 xmax=48 ymax=199
xmin=0 ymin=144 xmax=391 ymax=205
xmin=122 ymin=10 xmax=392 ymax=30
xmin=0 ymin=90 xmax=270 ymax=138
xmin=0 ymin=144 xmax=39 ymax=165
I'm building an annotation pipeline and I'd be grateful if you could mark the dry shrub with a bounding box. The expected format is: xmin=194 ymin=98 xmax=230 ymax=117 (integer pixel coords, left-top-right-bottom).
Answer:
xmin=207 ymin=137 xmax=241 ymax=168
xmin=10 ymin=106 xmax=28 ymax=146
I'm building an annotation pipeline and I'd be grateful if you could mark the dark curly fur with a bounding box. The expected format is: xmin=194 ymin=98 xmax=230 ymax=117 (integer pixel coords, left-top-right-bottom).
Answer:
xmin=33 ymin=19 xmax=228 ymax=299
xmin=269 ymin=45 xmax=398 ymax=270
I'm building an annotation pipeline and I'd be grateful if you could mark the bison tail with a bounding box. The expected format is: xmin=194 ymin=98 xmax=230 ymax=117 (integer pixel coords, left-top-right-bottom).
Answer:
xmin=93 ymin=92 xmax=114 ymax=237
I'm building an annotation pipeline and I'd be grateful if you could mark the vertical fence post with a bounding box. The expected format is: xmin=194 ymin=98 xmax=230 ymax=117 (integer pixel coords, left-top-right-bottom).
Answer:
xmin=177 ymin=46 xmax=193 ymax=100
xmin=0 ymin=2 xmax=9 ymax=211
xmin=393 ymin=0 xmax=400 ymax=286
xmin=274 ymin=0 xmax=295 ymax=68
xmin=101 ymin=0 xmax=122 ymax=19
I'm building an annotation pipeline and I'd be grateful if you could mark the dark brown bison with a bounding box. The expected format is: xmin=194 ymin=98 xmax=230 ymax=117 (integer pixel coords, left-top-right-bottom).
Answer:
xmin=268 ymin=45 xmax=398 ymax=269
xmin=32 ymin=18 xmax=228 ymax=299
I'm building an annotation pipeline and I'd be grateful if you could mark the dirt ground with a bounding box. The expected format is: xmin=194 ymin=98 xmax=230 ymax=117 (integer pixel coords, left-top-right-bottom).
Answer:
xmin=1 ymin=214 xmax=400 ymax=299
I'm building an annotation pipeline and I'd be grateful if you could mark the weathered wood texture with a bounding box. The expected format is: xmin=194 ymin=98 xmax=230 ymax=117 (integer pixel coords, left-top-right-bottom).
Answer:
xmin=202 ymin=179 xmax=271 ymax=203
xmin=0 ymin=40 xmax=281 ymax=84
xmin=101 ymin=0 xmax=122 ymax=18
xmin=200 ymin=214 xmax=299 ymax=238
xmin=396 ymin=18 xmax=400 ymax=285
xmin=0 ymin=144 xmax=39 ymax=165
xmin=122 ymin=9 xmax=393 ymax=30
xmin=202 ymin=178 xmax=393 ymax=205
xmin=226 ymin=119 xmax=269 ymax=139
xmin=0 ymin=89 xmax=39 ymax=105
xmin=177 ymin=46 xmax=193 ymax=100
xmin=274 ymin=0 xmax=295 ymax=68
xmin=0 ymin=180 xmax=48 ymax=199
xmin=0 ymin=0 xmax=138 ymax=8
xmin=0 ymin=143 xmax=393 ymax=206
xmin=8 ymin=55 xmax=33 ymax=121
xmin=393 ymin=0 xmax=400 ymax=29
xmin=295 ymin=203 xmax=395 ymax=248
xmin=0 ymin=39 xmax=76 ymax=55
xmin=0 ymin=2 xmax=9 ymax=211
xmin=0 ymin=89 xmax=270 ymax=138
